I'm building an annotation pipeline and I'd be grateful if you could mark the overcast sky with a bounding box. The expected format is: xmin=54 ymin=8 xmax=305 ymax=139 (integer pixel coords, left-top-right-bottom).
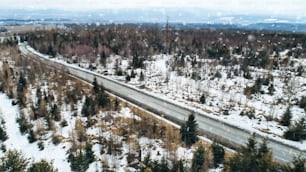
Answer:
xmin=1 ymin=0 xmax=305 ymax=17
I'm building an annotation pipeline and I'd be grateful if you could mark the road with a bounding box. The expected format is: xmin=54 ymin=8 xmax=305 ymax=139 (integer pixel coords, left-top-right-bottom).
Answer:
xmin=19 ymin=43 xmax=305 ymax=163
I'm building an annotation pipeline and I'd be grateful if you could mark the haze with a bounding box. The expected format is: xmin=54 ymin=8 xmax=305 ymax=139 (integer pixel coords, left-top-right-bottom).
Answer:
xmin=1 ymin=0 xmax=306 ymax=17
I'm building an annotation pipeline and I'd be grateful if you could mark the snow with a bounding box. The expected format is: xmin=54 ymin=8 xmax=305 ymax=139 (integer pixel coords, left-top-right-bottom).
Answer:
xmin=16 ymin=42 xmax=306 ymax=170
xmin=21 ymin=43 xmax=306 ymax=151
xmin=0 ymin=93 xmax=71 ymax=171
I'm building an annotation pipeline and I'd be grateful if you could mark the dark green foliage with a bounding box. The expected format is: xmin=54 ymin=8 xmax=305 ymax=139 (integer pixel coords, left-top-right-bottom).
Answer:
xmin=139 ymin=71 xmax=145 ymax=81
xmin=240 ymin=109 xmax=255 ymax=119
xmin=96 ymin=91 xmax=109 ymax=108
xmin=81 ymin=96 xmax=96 ymax=117
xmin=37 ymin=141 xmax=44 ymax=151
xmin=243 ymin=50 xmax=270 ymax=69
xmin=27 ymin=129 xmax=37 ymax=143
xmin=199 ymin=94 xmax=205 ymax=104
xmin=140 ymin=155 xmax=171 ymax=172
xmin=47 ymin=44 xmax=56 ymax=57
xmin=60 ymin=119 xmax=68 ymax=127
xmin=16 ymin=113 xmax=32 ymax=135
xmin=299 ymin=96 xmax=306 ymax=110
xmin=171 ymin=159 xmax=185 ymax=172
xmin=296 ymin=65 xmax=304 ymax=76
xmin=50 ymin=104 xmax=61 ymax=122
xmin=125 ymin=74 xmax=131 ymax=82
xmin=229 ymin=135 xmax=275 ymax=172
xmin=132 ymin=55 xmax=144 ymax=68
xmin=17 ymin=73 xmax=27 ymax=92
xmin=280 ymin=107 xmax=292 ymax=126
xmin=0 ymin=149 xmax=29 ymax=172
xmin=268 ymin=84 xmax=275 ymax=95
xmin=16 ymin=73 xmax=27 ymax=106
xmin=180 ymin=114 xmax=198 ymax=146
xmin=291 ymin=156 xmax=306 ymax=172
xmin=0 ymin=119 xmax=8 ymax=142
xmin=27 ymin=159 xmax=57 ymax=172
xmin=284 ymin=118 xmax=306 ymax=141
xmin=68 ymin=149 xmax=93 ymax=172
xmin=191 ymin=145 xmax=205 ymax=172
xmin=114 ymin=98 xmax=120 ymax=111
xmin=211 ymin=142 xmax=225 ymax=167
xmin=92 ymin=77 xmax=99 ymax=94
xmin=151 ymin=157 xmax=169 ymax=172
xmin=85 ymin=143 xmax=95 ymax=164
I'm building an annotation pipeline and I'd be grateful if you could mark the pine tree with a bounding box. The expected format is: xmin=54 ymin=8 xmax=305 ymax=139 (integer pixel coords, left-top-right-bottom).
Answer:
xmin=280 ymin=107 xmax=292 ymax=126
xmin=114 ymin=98 xmax=120 ymax=111
xmin=27 ymin=159 xmax=57 ymax=172
xmin=284 ymin=117 xmax=306 ymax=141
xmin=92 ymin=77 xmax=99 ymax=94
xmin=211 ymin=142 xmax=225 ymax=167
xmin=0 ymin=149 xmax=28 ymax=171
xmin=85 ymin=143 xmax=95 ymax=164
xmin=180 ymin=114 xmax=198 ymax=146
xmin=199 ymin=94 xmax=205 ymax=104
xmin=229 ymin=134 xmax=275 ymax=172
xmin=0 ymin=119 xmax=8 ymax=142
xmin=191 ymin=145 xmax=205 ymax=172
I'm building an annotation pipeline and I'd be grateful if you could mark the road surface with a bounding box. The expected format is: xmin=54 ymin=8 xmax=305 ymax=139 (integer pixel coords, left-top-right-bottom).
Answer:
xmin=19 ymin=43 xmax=306 ymax=163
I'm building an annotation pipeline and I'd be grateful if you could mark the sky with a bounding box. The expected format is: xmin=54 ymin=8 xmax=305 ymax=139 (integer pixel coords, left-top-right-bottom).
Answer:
xmin=0 ymin=0 xmax=305 ymax=17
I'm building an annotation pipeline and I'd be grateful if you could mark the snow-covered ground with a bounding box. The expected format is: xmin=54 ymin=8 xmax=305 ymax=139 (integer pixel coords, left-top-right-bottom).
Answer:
xmin=14 ymin=43 xmax=305 ymax=170
xmin=0 ymin=93 xmax=71 ymax=171
xmin=29 ymin=46 xmax=306 ymax=149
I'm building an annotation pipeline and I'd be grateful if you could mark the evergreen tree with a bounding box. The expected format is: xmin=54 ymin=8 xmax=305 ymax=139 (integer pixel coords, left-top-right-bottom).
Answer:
xmin=50 ymin=104 xmax=61 ymax=122
xmin=280 ymin=107 xmax=292 ymax=126
xmin=85 ymin=143 xmax=95 ymax=164
xmin=211 ymin=142 xmax=225 ymax=167
xmin=0 ymin=149 xmax=29 ymax=172
xmin=229 ymin=134 xmax=275 ymax=172
xmin=172 ymin=159 xmax=185 ymax=172
xmin=191 ymin=145 xmax=205 ymax=172
xmin=27 ymin=159 xmax=57 ymax=172
xmin=92 ymin=77 xmax=99 ymax=94
xmin=299 ymin=96 xmax=306 ymax=110
xmin=114 ymin=98 xmax=120 ymax=111
xmin=291 ymin=156 xmax=306 ymax=172
xmin=27 ymin=129 xmax=37 ymax=143
xmin=284 ymin=117 xmax=306 ymax=141
xmin=0 ymin=119 xmax=8 ymax=142
xmin=68 ymin=150 xmax=90 ymax=172
xmin=199 ymin=94 xmax=205 ymax=104
xmin=180 ymin=114 xmax=198 ymax=146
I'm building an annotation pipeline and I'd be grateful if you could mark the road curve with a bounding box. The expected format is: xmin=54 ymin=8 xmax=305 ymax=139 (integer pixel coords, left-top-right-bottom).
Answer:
xmin=19 ymin=43 xmax=305 ymax=163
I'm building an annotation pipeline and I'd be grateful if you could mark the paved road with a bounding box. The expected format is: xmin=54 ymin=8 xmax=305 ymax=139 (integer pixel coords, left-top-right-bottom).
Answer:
xmin=19 ymin=43 xmax=305 ymax=163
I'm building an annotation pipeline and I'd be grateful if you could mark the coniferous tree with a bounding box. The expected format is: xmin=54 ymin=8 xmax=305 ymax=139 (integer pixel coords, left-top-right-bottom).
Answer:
xmin=0 ymin=149 xmax=28 ymax=172
xmin=92 ymin=77 xmax=99 ymax=94
xmin=180 ymin=114 xmax=198 ymax=146
xmin=191 ymin=145 xmax=205 ymax=172
xmin=0 ymin=119 xmax=8 ymax=142
xmin=211 ymin=142 xmax=225 ymax=167
xmin=280 ymin=107 xmax=292 ymax=126
xmin=284 ymin=117 xmax=306 ymax=141
xmin=27 ymin=159 xmax=57 ymax=172
xmin=291 ymin=156 xmax=306 ymax=172
xmin=68 ymin=150 xmax=90 ymax=172
xmin=85 ymin=143 xmax=95 ymax=164
xmin=229 ymin=134 xmax=275 ymax=172
xmin=199 ymin=94 xmax=206 ymax=104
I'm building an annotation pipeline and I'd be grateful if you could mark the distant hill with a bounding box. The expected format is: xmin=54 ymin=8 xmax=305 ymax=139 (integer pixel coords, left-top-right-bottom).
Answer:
xmin=0 ymin=8 xmax=305 ymax=32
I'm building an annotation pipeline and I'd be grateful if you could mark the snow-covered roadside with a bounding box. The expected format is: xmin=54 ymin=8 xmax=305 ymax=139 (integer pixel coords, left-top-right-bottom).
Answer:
xmin=21 ymin=43 xmax=306 ymax=151
xmin=0 ymin=93 xmax=71 ymax=171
